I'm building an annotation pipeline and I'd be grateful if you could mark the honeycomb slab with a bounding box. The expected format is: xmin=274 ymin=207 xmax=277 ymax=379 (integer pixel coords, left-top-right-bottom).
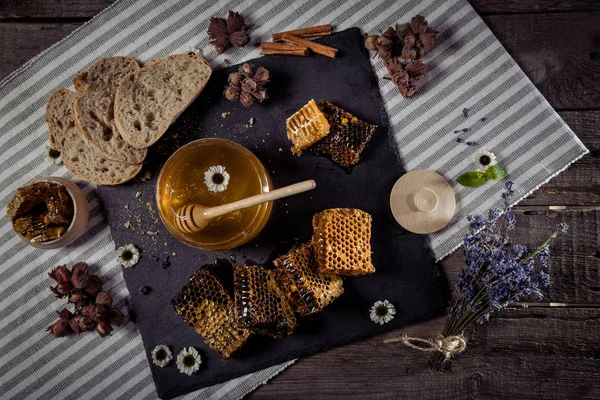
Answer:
xmin=172 ymin=268 xmax=251 ymax=358
xmin=286 ymin=99 xmax=330 ymax=155
xmin=233 ymin=265 xmax=297 ymax=338
xmin=274 ymin=243 xmax=344 ymax=316
xmin=310 ymin=100 xmax=376 ymax=167
xmin=312 ymin=208 xmax=375 ymax=276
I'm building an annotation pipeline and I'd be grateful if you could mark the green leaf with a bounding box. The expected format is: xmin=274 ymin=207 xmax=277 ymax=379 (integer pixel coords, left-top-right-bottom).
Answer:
xmin=456 ymin=171 xmax=487 ymax=187
xmin=485 ymin=164 xmax=507 ymax=180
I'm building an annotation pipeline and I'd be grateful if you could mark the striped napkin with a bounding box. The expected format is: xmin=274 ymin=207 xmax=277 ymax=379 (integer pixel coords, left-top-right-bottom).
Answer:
xmin=0 ymin=0 xmax=587 ymax=399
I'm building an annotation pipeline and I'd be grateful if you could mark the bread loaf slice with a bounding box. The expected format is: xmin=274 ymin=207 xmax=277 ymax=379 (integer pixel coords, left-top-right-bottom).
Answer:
xmin=73 ymin=56 xmax=140 ymax=92
xmin=73 ymin=57 xmax=147 ymax=164
xmin=115 ymin=54 xmax=212 ymax=148
xmin=46 ymin=89 xmax=142 ymax=185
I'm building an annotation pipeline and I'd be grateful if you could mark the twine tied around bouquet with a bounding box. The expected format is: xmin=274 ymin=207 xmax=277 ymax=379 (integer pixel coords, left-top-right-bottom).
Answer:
xmin=384 ymin=334 xmax=467 ymax=360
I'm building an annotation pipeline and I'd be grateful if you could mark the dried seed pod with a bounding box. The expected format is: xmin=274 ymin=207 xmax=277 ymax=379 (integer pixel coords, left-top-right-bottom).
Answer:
xmin=364 ymin=35 xmax=379 ymax=51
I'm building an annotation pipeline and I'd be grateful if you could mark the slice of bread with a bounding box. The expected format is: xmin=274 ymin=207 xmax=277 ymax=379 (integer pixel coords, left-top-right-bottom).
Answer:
xmin=46 ymin=89 xmax=142 ymax=185
xmin=73 ymin=57 xmax=147 ymax=164
xmin=115 ymin=54 xmax=212 ymax=148
xmin=73 ymin=56 xmax=140 ymax=92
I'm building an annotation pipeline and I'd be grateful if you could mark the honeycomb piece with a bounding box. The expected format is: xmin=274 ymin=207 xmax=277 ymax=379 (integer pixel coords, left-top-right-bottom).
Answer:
xmin=310 ymin=100 xmax=377 ymax=167
xmin=274 ymin=243 xmax=344 ymax=316
xmin=234 ymin=265 xmax=297 ymax=338
xmin=286 ymin=99 xmax=331 ymax=155
xmin=172 ymin=269 xmax=251 ymax=359
xmin=312 ymin=208 xmax=375 ymax=276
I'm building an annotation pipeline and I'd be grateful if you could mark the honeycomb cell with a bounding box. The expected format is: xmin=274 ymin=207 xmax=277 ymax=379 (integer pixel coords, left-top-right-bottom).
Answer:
xmin=310 ymin=100 xmax=377 ymax=167
xmin=233 ymin=265 xmax=297 ymax=338
xmin=312 ymin=208 xmax=375 ymax=276
xmin=286 ymin=99 xmax=331 ymax=155
xmin=172 ymin=268 xmax=251 ymax=359
xmin=274 ymin=243 xmax=344 ymax=316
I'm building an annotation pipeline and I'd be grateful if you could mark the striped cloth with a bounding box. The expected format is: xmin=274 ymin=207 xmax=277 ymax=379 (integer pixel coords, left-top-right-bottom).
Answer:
xmin=0 ymin=0 xmax=587 ymax=398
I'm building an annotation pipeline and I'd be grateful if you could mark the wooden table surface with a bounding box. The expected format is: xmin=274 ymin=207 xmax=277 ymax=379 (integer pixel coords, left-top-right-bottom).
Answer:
xmin=2 ymin=0 xmax=599 ymax=398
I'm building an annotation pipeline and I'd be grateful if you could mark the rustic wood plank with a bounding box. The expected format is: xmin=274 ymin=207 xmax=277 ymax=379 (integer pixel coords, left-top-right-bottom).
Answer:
xmin=0 ymin=22 xmax=82 ymax=81
xmin=250 ymin=307 xmax=600 ymax=399
xmin=482 ymin=13 xmax=600 ymax=110
xmin=471 ymin=0 xmax=600 ymax=13
xmin=440 ymin=208 xmax=600 ymax=304
xmin=0 ymin=0 xmax=114 ymax=19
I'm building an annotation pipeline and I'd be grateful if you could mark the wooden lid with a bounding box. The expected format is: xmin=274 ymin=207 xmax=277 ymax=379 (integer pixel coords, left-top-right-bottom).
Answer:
xmin=389 ymin=170 xmax=456 ymax=234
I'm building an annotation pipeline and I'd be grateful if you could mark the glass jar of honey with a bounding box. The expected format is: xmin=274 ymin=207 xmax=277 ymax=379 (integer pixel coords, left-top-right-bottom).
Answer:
xmin=156 ymin=138 xmax=272 ymax=251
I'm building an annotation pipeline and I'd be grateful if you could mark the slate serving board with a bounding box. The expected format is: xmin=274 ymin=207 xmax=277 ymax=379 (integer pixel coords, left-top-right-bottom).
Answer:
xmin=98 ymin=28 xmax=449 ymax=399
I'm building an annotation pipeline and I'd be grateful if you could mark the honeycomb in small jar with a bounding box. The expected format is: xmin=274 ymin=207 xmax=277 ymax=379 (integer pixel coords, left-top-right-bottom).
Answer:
xmin=233 ymin=265 xmax=297 ymax=338
xmin=172 ymin=268 xmax=251 ymax=359
xmin=274 ymin=243 xmax=344 ymax=316
xmin=286 ymin=99 xmax=331 ymax=155
xmin=312 ymin=208 xmax=375 ymax=276
xmin=310 ymin=100 xmax=377 ymax=167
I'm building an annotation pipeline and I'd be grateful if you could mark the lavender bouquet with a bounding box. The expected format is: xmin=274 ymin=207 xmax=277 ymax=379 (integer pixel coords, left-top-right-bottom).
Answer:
xmin=390 ymin=181 xmax=568 ymax=370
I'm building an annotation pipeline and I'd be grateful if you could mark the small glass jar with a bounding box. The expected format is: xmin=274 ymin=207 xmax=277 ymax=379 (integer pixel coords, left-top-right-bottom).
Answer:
xmin=156 ymin=138 xmax=272 ymax=251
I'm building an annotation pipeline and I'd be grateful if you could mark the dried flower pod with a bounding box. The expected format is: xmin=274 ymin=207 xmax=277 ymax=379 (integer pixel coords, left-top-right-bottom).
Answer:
xmin=51 ymin=281 xmax=72 ymax=298
xmin=84 ymin=275 xmax=102 ymax=296
xmin=241 ymin=78 xmax=257 ymax=93
xmin=69 ymin=317 xmax=82 ymax=334
xmin=208 ymin=10 xmax=251 ymax=54
xmin=94 ymin=304 xmax=110 ymax=321
xmin=70 ymin=262 xmax=89 ymax=289
xmin=228 ymin=72 xmax=243 ymax=87
xmin=74 ymin=315 xmax=96 ymax=332
xmin=229 ymin=30 xmax=250 ymax=48
xmin=48 ymin=265 xmax=71 ymax=283
xmin=96 ymin=292 xmax=113 ymax=307
xmin=224 ymin=86 xmax=240 ymax=101
xmin=47 ymin=319 xmax=72 ymax=337
xmin=239 ymin=91 xmax=254 ymax=108
xmin=251 ymin=88 xmax=268 ymax=102
xmin=96 ymin=320 xmax=113 ymax=337
xmin=68 ymin=288 xmax=84 ymax=304
xmin=107 ymin=309 xmax=123 ymax=326
xmin=401 ymin=15 xmax=438 ymax=60
xmin=395 ymin=23 xmax=411 ymax=39
xmin=57 ymin=308 xmax=73 ymax=321
xmin=253 ymin=67 xmax=270 ymax=85
xmin=82 ymin=304 xmax=96 ymax=319
xmin=385 ymin=58 xmax=427 ymax=98
xmin=364 ymin=35 xmax=379 ymax=51
xmin=241 ymin=63 xmax=254 ymax=76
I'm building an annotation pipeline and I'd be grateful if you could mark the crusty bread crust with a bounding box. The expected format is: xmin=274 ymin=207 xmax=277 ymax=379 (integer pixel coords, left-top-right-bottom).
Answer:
xmin=115 ymin=54 xmax=212 ymax=149
xmin=46 ymin=89 xmax=142 ymax=185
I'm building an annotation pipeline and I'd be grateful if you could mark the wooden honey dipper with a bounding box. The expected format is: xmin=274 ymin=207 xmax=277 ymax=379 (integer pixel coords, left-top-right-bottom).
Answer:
xmin=175 ymin=180 xmax=316 ymax=233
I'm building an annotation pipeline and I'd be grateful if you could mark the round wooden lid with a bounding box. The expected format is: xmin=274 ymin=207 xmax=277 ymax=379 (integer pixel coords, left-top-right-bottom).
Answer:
xmin=389 ymin=170 xmax=456 ymax=234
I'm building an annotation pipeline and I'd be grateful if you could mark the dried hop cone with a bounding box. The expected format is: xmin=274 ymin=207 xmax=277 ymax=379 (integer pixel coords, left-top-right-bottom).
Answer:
xmin=397 ymin=15 xmax=439 ymax=60
xmin=364 ymin=27 xmax=402 ymax=61
xmin=385 ymin=58 xmax=427 ymax=98
xmin=208 ymin=10 xmax=252 ymax=54
xmin=224 ymin=63 xmax=269 ymax=108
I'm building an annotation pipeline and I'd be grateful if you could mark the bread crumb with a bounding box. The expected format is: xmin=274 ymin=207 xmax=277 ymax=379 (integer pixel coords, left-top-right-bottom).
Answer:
xmin=248 ymin=118 xmax=254 ymax=126
xmin=124 ymin=221 xmax=131 ymax=229
xmin=140 ymin=171 xmax=152 ymax=182
xmin=146 ymin=231 xmax=158 ymax=236
xmin=221 ymin=112 xmax=230 ymax=119
xmin=279 ymin=148 xmax=283 ymax=152
xmin=171 ymin=133 xmax=178 ymax=139
xmin=135 ymin=192 xmax=142 ymax=198
xmin=124 ymin=204 xmax=129 ymax=210
xmin=172 ymin=252 xmax=177 ymax=256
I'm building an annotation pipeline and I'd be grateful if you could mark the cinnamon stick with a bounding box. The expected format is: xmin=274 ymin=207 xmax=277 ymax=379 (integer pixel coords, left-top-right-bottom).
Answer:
xmin=281 ymin=33 xmax=337 ymax=58
xmin=260 ymin=48 xmax=309 ymax=56
xmin=272 ymin=24 xmax=332 ymax=41
xmin=260 ymin=42 xmax=308 ymax=52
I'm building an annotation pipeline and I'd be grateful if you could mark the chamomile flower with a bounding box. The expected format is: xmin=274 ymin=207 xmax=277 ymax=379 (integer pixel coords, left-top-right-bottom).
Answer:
xmin=176 ymin=347 xmax=202 ymax=375
xmin=46 ymin=144 xmax=63 ymax=165
xmin=370 ymin=300 xmax=396 ymax=325
xmin=151 ymin=345 xmax=173 ymax=367
xmin=186 ymin=47 xmax=200 ymax=56
xmin=116 ymin=244 xmax=140 ymax=268
xmin=204 ymin=165 xmax=230 ymax=193
xmin=475 ymin=149 xmax=497 ymax=172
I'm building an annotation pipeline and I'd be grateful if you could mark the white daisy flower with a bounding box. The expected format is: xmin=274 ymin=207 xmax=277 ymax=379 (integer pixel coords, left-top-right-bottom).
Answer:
xmin=176 ymin=347 xmax=202 ymax=375
xmin=204 ymin=165 xmax=230 ymax=193
xmin=151 ymin=345 xmax=173 ymax=367
xmin=46 ymin=143 xmax=63 ymax=165
xmin=475 ymin=149 xmax=497 ymax=172
xmin=116 ymin=244 xmax=140 ymax=268
xmin=370 ymin=300 xmax=396 ymax=325
xmin=186 ymin=47 xmax=200 ymax=55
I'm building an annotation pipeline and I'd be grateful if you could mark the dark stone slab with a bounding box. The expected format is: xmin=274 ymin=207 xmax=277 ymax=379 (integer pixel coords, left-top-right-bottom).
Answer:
xmin=98 ymin=28 xmax=449 ymax=399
